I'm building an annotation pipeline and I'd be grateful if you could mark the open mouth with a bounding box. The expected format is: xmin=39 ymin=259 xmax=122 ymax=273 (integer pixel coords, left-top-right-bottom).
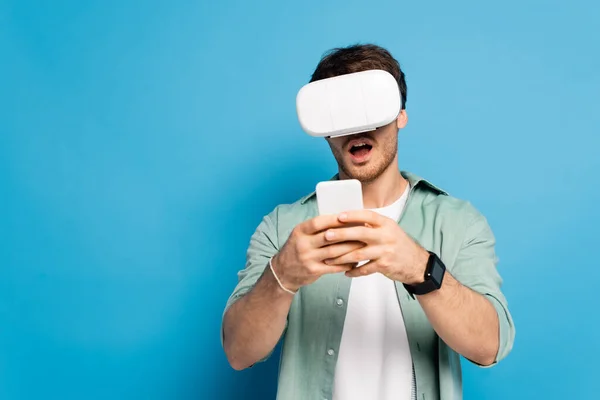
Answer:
xmin=349 ymin=142 xmax=373 ymax=157
xmin=348 ymin=140 xmax=373 ymax=163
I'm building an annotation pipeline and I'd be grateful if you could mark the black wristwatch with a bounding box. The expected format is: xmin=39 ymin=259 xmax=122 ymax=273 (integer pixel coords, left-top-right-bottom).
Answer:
xmin=403 ymin=251 xmax=446 ymax=297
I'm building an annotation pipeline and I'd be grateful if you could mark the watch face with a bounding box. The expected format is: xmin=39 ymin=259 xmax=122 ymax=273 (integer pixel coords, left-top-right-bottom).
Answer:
xmin=430 ymin=258 xmax=445 ymax=285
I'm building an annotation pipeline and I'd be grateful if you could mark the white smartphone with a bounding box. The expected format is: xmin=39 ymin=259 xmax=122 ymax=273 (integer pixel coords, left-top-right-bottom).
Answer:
xmin=316 ymin=179 xmax=364 ymax=216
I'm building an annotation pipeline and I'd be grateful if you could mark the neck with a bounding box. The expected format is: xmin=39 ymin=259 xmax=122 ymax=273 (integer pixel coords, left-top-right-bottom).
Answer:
xmin=340 ymin=155 xmax=409 ymax=209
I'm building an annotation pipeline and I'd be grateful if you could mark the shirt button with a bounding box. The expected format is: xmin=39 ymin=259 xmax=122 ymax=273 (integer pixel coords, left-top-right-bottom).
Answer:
xmin=327 ymin=348 xmax=335 ymax=356
xmin=336 ymin=298 xmax=344 ymax=307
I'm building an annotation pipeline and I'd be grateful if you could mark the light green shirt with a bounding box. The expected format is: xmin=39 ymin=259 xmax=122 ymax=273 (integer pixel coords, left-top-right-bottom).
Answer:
xmin=222 ymin=171 xmax=515 ymax=400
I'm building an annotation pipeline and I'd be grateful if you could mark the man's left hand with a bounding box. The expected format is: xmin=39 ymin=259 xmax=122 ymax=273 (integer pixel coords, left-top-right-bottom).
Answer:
xmin=322 ymin=210 xmax=429 ymax=283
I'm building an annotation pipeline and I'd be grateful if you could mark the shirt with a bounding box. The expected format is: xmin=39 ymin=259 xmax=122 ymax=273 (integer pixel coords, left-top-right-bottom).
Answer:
xmin=222 ymin=171 xmax=516 ymax=400
xmin=333 ymin=184 xmax=414 ymax=400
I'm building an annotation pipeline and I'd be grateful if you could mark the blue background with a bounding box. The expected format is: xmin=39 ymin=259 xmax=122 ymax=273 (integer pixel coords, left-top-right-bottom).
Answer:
xmin=1 ymin=0 xmax=599 ymax=399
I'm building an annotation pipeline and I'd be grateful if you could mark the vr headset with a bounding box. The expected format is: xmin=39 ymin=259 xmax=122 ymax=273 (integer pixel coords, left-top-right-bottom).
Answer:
xmin=296 ymin=69 xmax=401 ymax=138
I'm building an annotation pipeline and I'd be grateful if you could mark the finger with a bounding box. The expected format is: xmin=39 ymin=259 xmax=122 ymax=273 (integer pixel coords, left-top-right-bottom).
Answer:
xmin=315 ymin=241 xmax=365 ymax=261
xmin=320 ymin=225 xmax=380 ymax=246
xmin=316 ymin=263 xmax=355 ymax=275
xmin=308 ymin=226 xmax=357 ymax=248
xmin=324 ymin=245 xmax=383 ymax=266
xmin=300 ymin=214 xmax=348 ymax=234
xmin=338 ymin=210 xmax=387 ymax=227
xmin=345 ymin=260 xmax=379 ymax=278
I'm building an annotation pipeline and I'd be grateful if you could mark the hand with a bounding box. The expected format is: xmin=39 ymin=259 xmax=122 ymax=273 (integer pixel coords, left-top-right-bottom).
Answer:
xmin=272 ymin=215 xmax=365 ymax=292
xmin=321 ymin=210 xmax=430 ymax=283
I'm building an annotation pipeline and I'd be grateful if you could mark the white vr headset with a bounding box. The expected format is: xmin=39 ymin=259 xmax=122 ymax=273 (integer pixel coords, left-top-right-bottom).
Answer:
xmin=296 ymin=69 xmax=401 ymax=138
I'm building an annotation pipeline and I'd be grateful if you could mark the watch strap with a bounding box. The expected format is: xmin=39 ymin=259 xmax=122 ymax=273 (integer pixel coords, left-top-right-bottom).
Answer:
xmin=403 ymin=251 xmax=446 ymax=297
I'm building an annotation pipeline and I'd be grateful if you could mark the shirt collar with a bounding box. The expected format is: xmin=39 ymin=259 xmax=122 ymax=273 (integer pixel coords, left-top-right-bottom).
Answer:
xmin=299 ymin=170 xmax=447 ymax=205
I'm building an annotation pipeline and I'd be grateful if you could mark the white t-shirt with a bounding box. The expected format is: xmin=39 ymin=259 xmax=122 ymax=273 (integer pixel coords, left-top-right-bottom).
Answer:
xmin=333 ymin=184 xmax=415 ymax=400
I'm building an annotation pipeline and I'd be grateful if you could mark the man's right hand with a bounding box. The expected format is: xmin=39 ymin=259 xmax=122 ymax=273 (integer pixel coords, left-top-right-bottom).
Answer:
xmin=271 ymin=215 xmax=364 ymax=292
xmin=223 ymin=214 xmax=363 ymax=370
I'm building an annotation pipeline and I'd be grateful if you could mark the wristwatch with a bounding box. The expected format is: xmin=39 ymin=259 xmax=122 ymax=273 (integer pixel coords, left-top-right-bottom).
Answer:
xmin=403 ymin=251 xmax=446 ymax=297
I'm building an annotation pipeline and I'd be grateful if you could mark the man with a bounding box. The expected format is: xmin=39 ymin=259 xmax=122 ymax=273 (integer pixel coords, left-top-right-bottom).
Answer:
xmin=221 ymin=44 xmax=515 ymax=400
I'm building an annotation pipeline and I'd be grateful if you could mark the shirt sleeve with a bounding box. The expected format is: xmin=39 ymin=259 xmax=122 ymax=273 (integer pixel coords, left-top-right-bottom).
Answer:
xmin=220 ymin=209 xmax=285 ymax=363
xmin=451 ymin=204 xmax=516 ymax=367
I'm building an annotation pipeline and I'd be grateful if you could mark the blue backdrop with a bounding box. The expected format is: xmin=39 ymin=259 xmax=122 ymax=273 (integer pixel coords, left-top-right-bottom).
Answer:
xmin=1 ymin=0 xmax=599 ymax=399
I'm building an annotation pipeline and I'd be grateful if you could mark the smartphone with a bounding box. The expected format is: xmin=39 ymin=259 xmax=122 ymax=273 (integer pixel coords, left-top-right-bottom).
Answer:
xmin=316 ymin=179 xmax=364 ymax=216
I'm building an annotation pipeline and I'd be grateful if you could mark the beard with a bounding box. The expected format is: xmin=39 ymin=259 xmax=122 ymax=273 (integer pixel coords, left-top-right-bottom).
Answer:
xmin=328 ymin=131 xmax=398 ymax=183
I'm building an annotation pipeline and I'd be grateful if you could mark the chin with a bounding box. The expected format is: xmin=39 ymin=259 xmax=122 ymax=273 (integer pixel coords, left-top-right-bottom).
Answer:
xmin=342 ymin=164 xmax=381 ymax=183
xmin=341 ymin=152 xmax=398 ymax=182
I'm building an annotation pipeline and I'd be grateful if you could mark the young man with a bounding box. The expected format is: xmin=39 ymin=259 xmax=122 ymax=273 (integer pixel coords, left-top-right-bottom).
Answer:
xmin=221 ymin=44 xmax=515 ymax=400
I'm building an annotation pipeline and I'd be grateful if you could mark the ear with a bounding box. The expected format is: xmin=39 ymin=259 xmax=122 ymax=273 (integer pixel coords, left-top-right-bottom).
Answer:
xmin=396 ymin=109 xmax=408 ymax=130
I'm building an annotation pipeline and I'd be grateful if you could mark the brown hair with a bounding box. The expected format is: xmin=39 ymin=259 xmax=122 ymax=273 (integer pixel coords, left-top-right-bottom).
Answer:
xmin=310 ymin=43 xmax=407 ymax=109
